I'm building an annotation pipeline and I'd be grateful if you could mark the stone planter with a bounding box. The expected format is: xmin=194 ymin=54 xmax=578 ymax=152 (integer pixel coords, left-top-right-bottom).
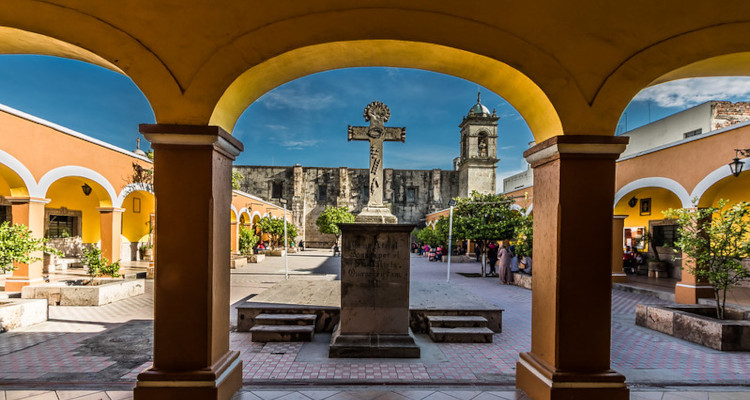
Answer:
xmin=247 ymin=254 xmax=265 ymax=263
xmin=512 ymin=273 xmax=532 ymax=289
xmin=636 ymin=304 xmax=750 ymax=351
xmin=22 ymin=278 xmax=146 ymax=306
xmin=231 ymin=256 xmax=247 ymax=269
xmin=270 ymin=249 xmax=286 ymax=257
xmin=0 ymin=299 xmax=48 ymax=332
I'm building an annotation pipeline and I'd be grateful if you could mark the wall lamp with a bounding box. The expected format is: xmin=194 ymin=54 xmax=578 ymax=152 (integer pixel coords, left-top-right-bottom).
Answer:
xmin=81 ymin=183 xmax=92 ymax=196
xmin=628 ymin=196 xmax=638 ymax=208
xmin=729 ymin=149 xmax=750 ymax=177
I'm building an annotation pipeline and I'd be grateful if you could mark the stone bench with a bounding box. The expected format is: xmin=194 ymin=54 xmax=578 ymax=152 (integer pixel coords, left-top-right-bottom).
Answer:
xmin=0 ymin=299 xmax=48 ymax=332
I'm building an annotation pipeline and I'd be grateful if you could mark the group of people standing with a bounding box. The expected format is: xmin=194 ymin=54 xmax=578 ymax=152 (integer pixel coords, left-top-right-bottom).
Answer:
xmin=487 ymin=242 xmax=532 ymax=284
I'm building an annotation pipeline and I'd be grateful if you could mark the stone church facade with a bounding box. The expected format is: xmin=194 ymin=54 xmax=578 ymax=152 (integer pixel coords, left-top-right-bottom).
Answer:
xmin=234 ymin=95 xmax=500 ymax=247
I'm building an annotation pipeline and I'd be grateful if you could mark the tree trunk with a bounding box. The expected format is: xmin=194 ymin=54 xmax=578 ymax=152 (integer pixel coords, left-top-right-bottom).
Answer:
xmin=714 ymin=288 xmax=723 ymax=320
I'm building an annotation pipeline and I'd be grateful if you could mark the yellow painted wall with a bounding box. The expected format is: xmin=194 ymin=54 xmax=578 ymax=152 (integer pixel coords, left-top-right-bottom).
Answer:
xmin=700 ymin=173 xmax=750 ymax=207
xmin=614 ymin=187 xmax=682 ymax=250
xmin=45 ymin=178 xmax=103 ymax=243
xmin=122 ymin=191 xmax=155 ymax=242
xmin=0 ymin=175 xmax=11 ymax=196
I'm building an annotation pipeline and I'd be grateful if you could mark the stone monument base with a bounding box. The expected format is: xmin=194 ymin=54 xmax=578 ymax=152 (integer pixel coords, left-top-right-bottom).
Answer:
xmin=354 ymin=206 xmax=398 ymax=224
xmin=329 ymin=324 xmax=420 ymax=358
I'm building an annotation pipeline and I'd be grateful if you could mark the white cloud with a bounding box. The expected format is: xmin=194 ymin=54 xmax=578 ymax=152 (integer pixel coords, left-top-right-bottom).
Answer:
xmin=260 ymin=87 xmax=339 ymax=111
xmin=634 ymin=77 xmax=750 ymax=108
xmin=281 ymin=138 xmax=320 ymax=150
xmin=500 ymin=145 xmax=516 ymax=150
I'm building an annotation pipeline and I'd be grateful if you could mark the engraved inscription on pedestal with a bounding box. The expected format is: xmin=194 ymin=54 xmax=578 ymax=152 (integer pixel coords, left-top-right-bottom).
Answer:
xmin=329 ymin=223 xmax=419 ymax=358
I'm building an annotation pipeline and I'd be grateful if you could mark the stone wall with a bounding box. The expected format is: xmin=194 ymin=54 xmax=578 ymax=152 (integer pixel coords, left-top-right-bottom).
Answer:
xmin=235 ymin=165 xmax=460 ymax=247
xmin=712 ymin=101 xmax=750 ymax=130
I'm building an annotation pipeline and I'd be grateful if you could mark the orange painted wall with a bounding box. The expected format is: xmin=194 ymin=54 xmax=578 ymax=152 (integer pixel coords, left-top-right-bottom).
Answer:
xmin=616 ymin=125 xmax=750 ymax=195
xmin=0 ymin=110 xmax=151 ymax=195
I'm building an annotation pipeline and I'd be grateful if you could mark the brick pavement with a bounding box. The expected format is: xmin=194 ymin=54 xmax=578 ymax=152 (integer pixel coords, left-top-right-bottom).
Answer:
xmin=0 ymin=250 xmax=749 ymax=393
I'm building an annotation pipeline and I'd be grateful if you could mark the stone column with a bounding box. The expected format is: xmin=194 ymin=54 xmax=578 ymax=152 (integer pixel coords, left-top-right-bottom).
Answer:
xmin=292 ymin=165 xmax=305 ymax=242
xmin=6 ymin=197 xmax=48 ymax=292
xmin=675 ymin=252 xmax=714 ymax=303
xmin=336 ymin=167 xmax=350 ymax=208
xmin=230 ymin=222 xmax=239 ymax=254
xmin=516 ymin=136 xmax=629 ymax=400
xmin=611 ymin=215 xmax=627 ymax=283
xmin=98 ymin=207 xmax=124 ymax=263
xmin=135 ymin=125 xmax=243 ymax=400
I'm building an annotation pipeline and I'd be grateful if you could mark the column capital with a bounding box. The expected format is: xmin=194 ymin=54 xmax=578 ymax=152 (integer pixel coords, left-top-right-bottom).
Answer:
xmin=524 ymin=135 xmax=629 ymax=168
xmin=6 ymin=197 xmax=50 ymax=205
xmin=97 ymin=207 xmax=126 ymax=213
xmin=139 ymin=124 xmax=244 ymax=159
xmin=613 ymin=214 xmax=628 ymax=220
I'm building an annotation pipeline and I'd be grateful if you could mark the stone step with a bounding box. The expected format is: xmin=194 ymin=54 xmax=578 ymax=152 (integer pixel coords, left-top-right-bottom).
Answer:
xmin=255 ymin=313 xmax=317 ymax=325
xmin=250 ymin=324 xmax=315 ymax=342
xmin=426 ymin=315 xmax=488 ymax=328
xmin=428 ymin=327 xmax=494 ymax=343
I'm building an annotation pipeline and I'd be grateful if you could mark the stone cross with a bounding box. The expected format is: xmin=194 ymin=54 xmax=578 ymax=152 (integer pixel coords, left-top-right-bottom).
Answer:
xmin=348 ymin=101 xmax=405 ymax=208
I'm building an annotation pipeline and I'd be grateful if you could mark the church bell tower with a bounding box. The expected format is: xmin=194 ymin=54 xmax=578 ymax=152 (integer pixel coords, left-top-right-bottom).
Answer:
xmin=457 ymin=92 xmax=499 ymax=197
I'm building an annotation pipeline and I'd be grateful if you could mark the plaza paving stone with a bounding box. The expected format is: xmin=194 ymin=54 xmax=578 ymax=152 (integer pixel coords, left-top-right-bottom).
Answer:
xmin=0 ymin=249 xmax=748 ymax=398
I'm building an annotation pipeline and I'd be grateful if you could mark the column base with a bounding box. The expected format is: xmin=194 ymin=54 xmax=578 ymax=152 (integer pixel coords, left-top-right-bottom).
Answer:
xmin=516 ymin=352 xmax=628 ymax=400
xmin=611 ymin=273 xmax=627 ymax=284
xmin=134 ymin=351 xmax=242 ymax=400
xmin=675 ymin=283 xmax=714 ymax=304
xmin=329 ymin=325 xmax=420 ymax=358
xmin=5 ymin=277 xmax=45 ymax=292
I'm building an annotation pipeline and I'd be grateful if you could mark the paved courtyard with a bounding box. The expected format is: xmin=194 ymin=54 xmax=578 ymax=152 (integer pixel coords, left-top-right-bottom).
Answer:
xmin=1 ymin=250 xmax=749 ymax=399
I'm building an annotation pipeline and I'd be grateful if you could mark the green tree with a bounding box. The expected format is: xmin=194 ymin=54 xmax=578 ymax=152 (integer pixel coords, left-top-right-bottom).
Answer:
xmin=452 ymin=191 xmax=522 ymax=272
xmin=239 ymin=225 xmax=259 ymax=254
xmin=0 ymin=222 xmax=60 ymax=274
xmin=315 ymin=206 xmax=355 ymax=245
xmin=258 ymin=216 xmax=298 ymax=248
xmin=81 ymin=246 xmax=120 ymax=279
xmin=664 ymin=199 xmax=750 ymax=319
xmin=231 ymin=171 xmax=244 ymax=190
xmin=515 ymin=213 xmax=533 ymax=258
xmin=416 ymin=218 xmax=450 ymax=248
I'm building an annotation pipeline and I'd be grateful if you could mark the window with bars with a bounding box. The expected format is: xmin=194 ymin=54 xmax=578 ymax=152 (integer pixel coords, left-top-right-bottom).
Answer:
xmin=47 ymin=215 xmax=77 ymax=238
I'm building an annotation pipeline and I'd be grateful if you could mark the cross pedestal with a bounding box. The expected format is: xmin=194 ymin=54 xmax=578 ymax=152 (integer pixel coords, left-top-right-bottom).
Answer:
xmin=329 ymin=223 xmax=420 ymax=358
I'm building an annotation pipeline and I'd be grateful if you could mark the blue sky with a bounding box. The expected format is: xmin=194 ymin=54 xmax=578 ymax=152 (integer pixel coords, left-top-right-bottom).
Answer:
xmin=1 ymin=55 xmax=750 ymax=184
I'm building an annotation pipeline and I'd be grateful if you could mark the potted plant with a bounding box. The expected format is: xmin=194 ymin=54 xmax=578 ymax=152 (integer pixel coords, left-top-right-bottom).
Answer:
xmin=138 ymin=243 xmax=153 ymax=261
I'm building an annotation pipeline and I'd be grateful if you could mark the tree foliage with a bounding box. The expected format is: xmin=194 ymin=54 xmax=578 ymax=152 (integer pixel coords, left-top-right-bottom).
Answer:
xmin=416 ymin=218 xmax=451 ymax=248
xmin=664 ymin=199 xmax=750 ymax=319
xmin=239 ymin=225 xmax=259 ymax=254
xmin=315 ymin=206 xmax=355 ymax=242
xmin=452 ymin=192 xmax=522 ymax=244
xmin=0 ymin=222 xmax=59 ymax=274
xmin=258 ymin=216 xmax=298 ymax=248
xmin=81 ymin=246 xmax=120 ymax=279
xmin=231 ymin=171 xmax=244 ymax=190
xmin=515 ymin=213 xmax=533 ymax=258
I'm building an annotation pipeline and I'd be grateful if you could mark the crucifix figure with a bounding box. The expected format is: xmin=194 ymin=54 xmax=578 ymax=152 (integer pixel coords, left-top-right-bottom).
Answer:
xmin=348 ymin=101 xmax=405 ymax=223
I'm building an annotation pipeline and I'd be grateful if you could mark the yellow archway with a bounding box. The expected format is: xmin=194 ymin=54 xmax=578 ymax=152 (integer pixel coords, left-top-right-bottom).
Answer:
xmin=209 ymin=40 xmax=563 ymax=142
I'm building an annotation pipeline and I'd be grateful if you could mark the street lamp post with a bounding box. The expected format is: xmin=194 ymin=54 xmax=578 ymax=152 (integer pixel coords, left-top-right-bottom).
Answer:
xmin=447 ymin=199 xmax=456 ymax=282
xmin=280 ymin=198 xmax=289 ymax=280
